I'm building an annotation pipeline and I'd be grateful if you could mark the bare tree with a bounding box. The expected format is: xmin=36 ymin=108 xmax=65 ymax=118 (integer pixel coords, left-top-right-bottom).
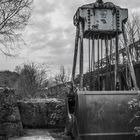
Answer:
xmin=135 ymin=16 xmax=140 ymax=40
xmin=16 ymin=62 xmax=48 ymax=98
xmin=0 ymin=0 xmax=33 ymax=55
xmin=54 ymin=65 xmax=70 ymax=85
xmin=119 ymin=12 xmax=140 ymax=63
xmin=120 ymin=13 xmax=140 ymax=46
xmin=125 ymin=13 xmax=140 ymax=44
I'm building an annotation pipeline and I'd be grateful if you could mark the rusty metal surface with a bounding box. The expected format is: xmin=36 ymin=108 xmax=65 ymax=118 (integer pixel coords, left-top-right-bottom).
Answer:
xmin=73 ymin=1 xmax=128 ymax=39
xmin=75 ymin=91 xmax=140 ymax=139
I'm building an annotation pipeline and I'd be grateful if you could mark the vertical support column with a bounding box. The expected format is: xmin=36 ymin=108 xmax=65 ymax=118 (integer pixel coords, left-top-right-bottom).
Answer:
xmin=110 ymin=38 xmax=112 ymax=90
xmin=136 ymin=45 xmax=139 ymax=63
xmin=105 ymin=36 xmax=109 ymax=90
xmin=79 ymin=23 xmax=84 ymax=90
xmin=92 ymin=36 xmax=95 ymax=71
xmin=97 ymin=35 xmax=100 ymax=90
xmin=115 ymin=32 xmax=119 ymax=90
xmin=122 ymin=23 xmax=138 ymax=90
xmin=72 ymin=26 xmax=80 ymax=83
xmin=91 ymin=35 xmax=95 ymax=90
xmin=101 ymin=39 xmax=103 ymax=90
xmin=126 ymin=62 xmax=128 ymax=89
xmin=88 ymin=38 xmax=91 ymax=72
xmin=101 ymin=39 xmax=103 ymax=70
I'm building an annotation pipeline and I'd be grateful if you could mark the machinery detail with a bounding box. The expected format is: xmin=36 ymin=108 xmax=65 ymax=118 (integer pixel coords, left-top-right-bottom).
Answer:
xmin=65 ymin=0 xmax=140 ymax=140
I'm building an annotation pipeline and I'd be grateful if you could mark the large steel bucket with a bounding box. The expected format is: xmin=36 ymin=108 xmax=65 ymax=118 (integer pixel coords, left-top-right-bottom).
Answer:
xmin=74 ymin=91 xmax=140 ymax=140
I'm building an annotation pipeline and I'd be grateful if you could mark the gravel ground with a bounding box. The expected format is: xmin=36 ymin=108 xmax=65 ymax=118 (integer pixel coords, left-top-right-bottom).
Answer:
xmin=9 ymin=129 xmax=69 ymax=140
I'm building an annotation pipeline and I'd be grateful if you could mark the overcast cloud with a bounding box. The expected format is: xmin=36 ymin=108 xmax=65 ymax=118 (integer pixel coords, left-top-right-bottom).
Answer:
xmin=1 ymin=0 xmax=140 ymax=74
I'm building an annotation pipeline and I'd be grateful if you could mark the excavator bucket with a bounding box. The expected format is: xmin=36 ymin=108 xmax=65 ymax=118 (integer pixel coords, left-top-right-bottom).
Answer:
xmin=73 ymin=91 xmax=140 ymax=140
xmin=69 ymin=1 xmax=140 ymax=140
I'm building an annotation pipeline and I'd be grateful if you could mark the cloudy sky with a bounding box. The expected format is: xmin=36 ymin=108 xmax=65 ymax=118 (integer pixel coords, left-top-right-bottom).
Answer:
xmin=0 ymin=0 xmax=140 ymax=75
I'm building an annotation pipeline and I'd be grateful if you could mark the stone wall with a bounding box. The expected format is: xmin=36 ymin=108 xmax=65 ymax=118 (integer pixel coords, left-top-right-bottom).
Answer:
xmin=0 ymin=88 xmax=67 ymax=139
xmin=0 ymin=89 xmax=23 ymax=139
xmin=18 ymin=98 xmax=67 ymax=128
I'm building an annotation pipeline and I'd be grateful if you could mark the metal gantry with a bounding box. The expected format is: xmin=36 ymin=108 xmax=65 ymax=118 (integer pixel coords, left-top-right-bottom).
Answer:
xmin=72 ymin=0 xmax=138 ymax=91
xmin=66 ymin=1 xmax=140 ymax=140
xmin=65 ymin=1 xmax=140 ymax=140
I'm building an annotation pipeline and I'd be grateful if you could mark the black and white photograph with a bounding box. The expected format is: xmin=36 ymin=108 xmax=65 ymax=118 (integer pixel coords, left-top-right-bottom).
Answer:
xmin=0 ymin=0 xmax=140 ymax=140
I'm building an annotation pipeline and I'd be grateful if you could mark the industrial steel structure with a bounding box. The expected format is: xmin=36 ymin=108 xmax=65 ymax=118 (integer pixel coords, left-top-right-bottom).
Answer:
xmin=66 ymin=0 xmax=140 ymax=140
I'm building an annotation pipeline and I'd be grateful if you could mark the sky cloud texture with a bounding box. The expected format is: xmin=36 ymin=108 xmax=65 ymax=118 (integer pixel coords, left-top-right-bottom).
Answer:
xmin=1 ymin=0 xmax=140 ymax=74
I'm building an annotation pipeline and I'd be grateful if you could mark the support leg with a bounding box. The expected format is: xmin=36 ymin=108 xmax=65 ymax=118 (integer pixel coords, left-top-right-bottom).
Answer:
xmin=72 ymin=26 xmax=80 ymax=83
xmin=122 ymin=23 xmax=138 ymax=90
xmin=115 ymin=32 xmax=120 ymax=90
xmin=79 ymin=23 xmax=84 ymax=90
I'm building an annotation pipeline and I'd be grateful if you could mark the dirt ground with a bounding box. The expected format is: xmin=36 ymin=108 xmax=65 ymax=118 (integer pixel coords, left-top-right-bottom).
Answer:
xmin=9 ymin=129 xmax=69 ymax=140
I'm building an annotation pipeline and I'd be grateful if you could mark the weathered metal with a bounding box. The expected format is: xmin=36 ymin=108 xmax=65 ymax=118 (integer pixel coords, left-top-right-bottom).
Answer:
xmin=88 ymin=38 xmax=91 ymax=72
xmin=72 ymin=26 xmax=80 ymax=82
xmin=74 ymin=91 xmax=140 ymax=140
xmin=73 ymin=0 xmax=128 ymax=39
xmin=79 ymin=23 xmax=84 ymax=90
xmin=72 ymin=0 xmax=130 ymax=90
xmin=66 ymin=1 xmax=140 ymax=140
xmin=115 ymin=32 xmax=119 ymax=89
